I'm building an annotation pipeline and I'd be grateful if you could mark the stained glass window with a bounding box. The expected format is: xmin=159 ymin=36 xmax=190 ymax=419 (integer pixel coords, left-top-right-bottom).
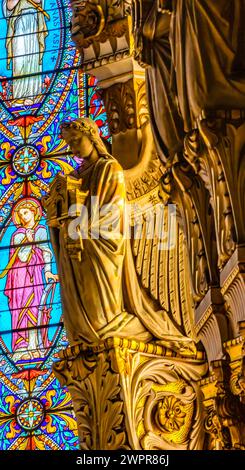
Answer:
xmin=0 ymin=0 xmax=109 ymax=450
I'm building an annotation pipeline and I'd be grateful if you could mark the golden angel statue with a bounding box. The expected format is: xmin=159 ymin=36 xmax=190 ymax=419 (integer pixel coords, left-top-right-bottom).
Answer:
xmin=44 ymin=117 xmax=196 ymax=355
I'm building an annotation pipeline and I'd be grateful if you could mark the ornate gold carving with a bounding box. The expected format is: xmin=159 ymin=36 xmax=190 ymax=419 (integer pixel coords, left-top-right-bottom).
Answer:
xmin=100 ymin=77 xmax=150 ymax=169
xmin=203 ymin=405 xmax=228 ymax=450
xmin=102 ymin=78 xmax=149 ymax=136
xmin=200 ymin=359 xmax=245 ymax=450
xmin=185 ymin=121 xmax=235 ymax=269
xmin=201 ymin=119 xmax=245 ymax=243
xmin=156 ymin=394 xmax=187 ymax=433
xmin=222 ymin=267 xmax=241 ymax=296
xmin=195 ymin=305 xmax=214 ymax=335
xmin=135 ymin=79 xmax=149 ymax=128
xmin=55 ymin=350 xmax=127 ymax=449
xmin=84 ymin=50 xmax=130 ymax=72
xmin=224 ymin=322 xmax=245 ymax=400
xmin=71 ymin=1 xmax=105 ymax=43
xmin=70 ymin=0 xmax=130 ymax=63
xmin=53 ymin=347 xmax=99 ymax=385
xmin=102 ymin=81 xmax=136 ymax=134
xmin=126 ymin=158 xmax=164 ymax=201
xmin=76 ymin=356 xmax=127 ymax=449
xmin=183 ymin=118 xmax=245 ymax=270
xmin=119 ymin=348 xmax=206 ymax=450
xmin=142 ymin=380 xmax=195 ymax=447
xmin=161 ymin=158 xmax=216 ymax=304
xmin=53 ymin=338 xmax=207 ymax=450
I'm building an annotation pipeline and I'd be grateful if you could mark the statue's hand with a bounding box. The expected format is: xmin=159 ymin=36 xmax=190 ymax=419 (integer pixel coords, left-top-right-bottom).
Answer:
xmin=45 ymin=272 xmax=59 ymax=283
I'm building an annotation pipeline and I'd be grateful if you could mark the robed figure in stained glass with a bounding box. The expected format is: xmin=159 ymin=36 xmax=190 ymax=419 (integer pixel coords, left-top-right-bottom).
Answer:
xmin=2 ymin=0 xmax=49 ymax=104
xmin=2 ymin=198 xmax=58 ymax=361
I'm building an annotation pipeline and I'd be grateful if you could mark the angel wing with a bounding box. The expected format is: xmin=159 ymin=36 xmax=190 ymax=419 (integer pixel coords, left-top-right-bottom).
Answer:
xmin=124 ymin=122 xmax=196 ymax=343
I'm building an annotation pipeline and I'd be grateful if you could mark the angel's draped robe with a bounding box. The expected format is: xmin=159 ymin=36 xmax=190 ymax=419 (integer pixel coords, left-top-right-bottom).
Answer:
xmin=171 ymin=0 xmax=245 ymax=130
xmin=50 ymin=155 xmax=195 ymax=350
xmin=143 ymin=0 xmax=245 ymax=160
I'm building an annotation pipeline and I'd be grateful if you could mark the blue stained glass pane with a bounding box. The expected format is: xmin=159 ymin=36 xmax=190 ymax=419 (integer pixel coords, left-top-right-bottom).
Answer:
xmin=0 ymin=367 xmax=78 ymax=449
xmin=0 ymin=0 xmax=110 ymax=451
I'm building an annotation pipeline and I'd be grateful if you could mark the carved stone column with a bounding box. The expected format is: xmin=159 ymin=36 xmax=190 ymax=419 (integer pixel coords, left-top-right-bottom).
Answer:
xmin=53 ymin=338 xmax=207 ymax=450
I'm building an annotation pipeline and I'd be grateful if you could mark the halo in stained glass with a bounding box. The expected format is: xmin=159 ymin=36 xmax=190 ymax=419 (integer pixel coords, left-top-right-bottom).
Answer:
xmin=12 ymin=145 xmax=40 ymax=176
xmin=16 ymin=398 xmax=45 ymax=431
xmin=0 ymin=0 xmax=110 ymax=450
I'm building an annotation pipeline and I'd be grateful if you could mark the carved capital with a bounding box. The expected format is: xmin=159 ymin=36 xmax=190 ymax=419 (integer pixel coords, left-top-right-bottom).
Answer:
xmin=100 ymin=74 xmax=152 ymax=168
xmin=53 ymin=338 xmax=207 ymax=450
xmin=102 ymin=78 xmax=149 ymax=135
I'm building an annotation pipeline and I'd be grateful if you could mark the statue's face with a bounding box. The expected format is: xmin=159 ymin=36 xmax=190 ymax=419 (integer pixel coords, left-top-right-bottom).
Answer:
xmin=62 ymin=127 xmax=94 ymax=158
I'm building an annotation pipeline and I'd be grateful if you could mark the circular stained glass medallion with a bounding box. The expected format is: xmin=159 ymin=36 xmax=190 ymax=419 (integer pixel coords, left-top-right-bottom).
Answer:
xmin=16 ymin=398 xmax=45 ymax=431
xmin=12 ymin=145 xmax=40 ymax=176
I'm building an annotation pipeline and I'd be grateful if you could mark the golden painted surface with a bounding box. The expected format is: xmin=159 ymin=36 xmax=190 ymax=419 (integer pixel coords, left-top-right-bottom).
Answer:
xmin=45 ymin=117 xmax=197 ymax=355
xmin=53 ymin=337 xmax=207 ymax=450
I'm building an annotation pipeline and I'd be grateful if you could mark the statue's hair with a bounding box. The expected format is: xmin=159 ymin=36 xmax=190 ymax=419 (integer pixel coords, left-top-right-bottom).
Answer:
xmin=61 ymin=117 xmax=109 ymax=157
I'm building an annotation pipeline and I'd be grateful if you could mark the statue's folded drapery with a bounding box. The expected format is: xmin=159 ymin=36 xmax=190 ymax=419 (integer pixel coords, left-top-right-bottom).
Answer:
xmin=143 ymin=3 xmax=184 ymax=160
xmin=142 ymin=0 xmax=245 ymax=160
xmin=171 ymin=0 xmax=245 ymax=131
xmin=51 ymin=155 xmax=194 ymax=351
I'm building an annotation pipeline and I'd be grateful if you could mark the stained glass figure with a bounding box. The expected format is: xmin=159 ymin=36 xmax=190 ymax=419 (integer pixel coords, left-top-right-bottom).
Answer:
xmin=3 ymin=0 xmax=49 ymax=104
xmin=0 ymin=0 xmax=110 ymax=450
xmin=1 ymin=198 xmax=58 ymax=362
